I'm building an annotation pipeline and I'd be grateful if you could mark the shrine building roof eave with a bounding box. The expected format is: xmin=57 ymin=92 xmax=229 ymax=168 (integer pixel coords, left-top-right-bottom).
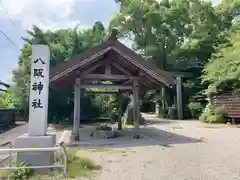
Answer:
xmin=49 ymin=31 xmax=175 ymax=88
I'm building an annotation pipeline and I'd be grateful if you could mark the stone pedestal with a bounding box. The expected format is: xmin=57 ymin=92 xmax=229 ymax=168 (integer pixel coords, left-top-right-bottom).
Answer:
xmin=15 ymin=133 xmax=56 ymax=173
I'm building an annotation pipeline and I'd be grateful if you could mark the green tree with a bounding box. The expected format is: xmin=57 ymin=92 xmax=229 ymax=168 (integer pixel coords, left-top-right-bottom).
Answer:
xmin=111 ymin=0 xmax=223 ymax=70
xmin=203 ymin=26 xmax=240 ymax=95
xmin=111 ymin=0 xmax=240 ymax=117
xmin=10 ymin=22 xmax=108 ymax=122
xmin=110 ymin=0 xmax=221 ymax=112
xmin=0 ymin=91 xmax=15 ymax=108
xmin=201 ymin=0 xmax=240 ymax=95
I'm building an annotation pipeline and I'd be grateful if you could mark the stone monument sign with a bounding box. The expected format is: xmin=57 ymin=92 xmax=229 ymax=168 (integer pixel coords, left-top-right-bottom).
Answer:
xmin=15 ymin=45 xmax=56 ymax=172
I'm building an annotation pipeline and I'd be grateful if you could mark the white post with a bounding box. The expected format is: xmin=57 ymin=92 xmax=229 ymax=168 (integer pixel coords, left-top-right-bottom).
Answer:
xmin=28 ymin=45 xmax=50 ymax=136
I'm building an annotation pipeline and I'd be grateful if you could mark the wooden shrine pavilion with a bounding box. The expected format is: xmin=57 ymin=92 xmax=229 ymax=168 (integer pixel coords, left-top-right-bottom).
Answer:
xmin=49 ymin=28 xmax=183 ymax=140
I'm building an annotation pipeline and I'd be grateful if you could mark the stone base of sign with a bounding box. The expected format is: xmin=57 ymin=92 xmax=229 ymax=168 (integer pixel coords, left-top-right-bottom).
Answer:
xmin=15 ymin=133 xmax=56 ymax=173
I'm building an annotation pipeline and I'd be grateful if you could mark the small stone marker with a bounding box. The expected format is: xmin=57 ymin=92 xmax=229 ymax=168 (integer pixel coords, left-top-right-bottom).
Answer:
xmin=28 ymin=45 xmax=50 ymax=136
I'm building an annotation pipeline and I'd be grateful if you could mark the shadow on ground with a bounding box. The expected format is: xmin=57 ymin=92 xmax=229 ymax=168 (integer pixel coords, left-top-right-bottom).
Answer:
xmin=0 ymin=121 xmax=27 ymax=135
xmin=67 ymin=126 xmax=202 ymax=149
xmin=144 ymin=119 xmax=178 ymax=126
xmin=0 ymin=125 xmax=18 ymax=134
xmin=139 ymin=127 xmax=201 ymax=145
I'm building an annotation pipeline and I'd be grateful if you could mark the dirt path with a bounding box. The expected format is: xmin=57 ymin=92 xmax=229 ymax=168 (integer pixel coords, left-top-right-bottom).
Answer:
xmin=79 ymin=114 xmax=240 ymax=180
xmin=0 ymin=123 xmax=28 ymax=145
xmin=0 ymin=123 xmax=68 ymax=164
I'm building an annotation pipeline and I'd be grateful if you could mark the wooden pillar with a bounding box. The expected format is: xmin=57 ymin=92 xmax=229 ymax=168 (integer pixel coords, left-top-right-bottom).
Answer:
xmin=133 ymin=80 xmax=140 ymax=138
xmin=155 ymin=88 xmax=165 ymax=115
xmin=117 ymin=93 xmax=123 ymax=130
xmin=176 ymin=76 xmax=183 ymax=120
xmin=155 ymin=89 xmax=160 ymax=115
xmin=161 ymin=87 xmax=165 ymax=110
xmin=73 ymin=78 xmax=81 ymax=141
xmin=155 ymin=101 xmax=160 ymax=115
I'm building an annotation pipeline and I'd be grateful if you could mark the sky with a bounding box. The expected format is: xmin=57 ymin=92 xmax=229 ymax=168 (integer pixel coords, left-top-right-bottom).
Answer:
xmin=0 ymin=0 xmax=221 ymax=83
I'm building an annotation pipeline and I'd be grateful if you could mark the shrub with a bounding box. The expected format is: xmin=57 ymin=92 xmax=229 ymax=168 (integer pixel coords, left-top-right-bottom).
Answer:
xmin=1 ymin=149 xmax=99 ymax=180
xmin=67 ymin=148 xmax=100 ymax=178
xmin=157 ymin=107 xmax=168 ymax=118
xmin=205 ymin=115 xmax=219 ymax=123
xmin=200 ymin=104 xmax=228 ymax=124
xmin=214 ymin=106 xmax=228 ymax=123
xmin=215 ymin=106 xmax=227 ymax=117
xmin=7 ymin=162 xmax=32 ymax=180
xmin=205 ymin=115 xmax=217 ymax=123
xmin=188 ymin=102 xmax=203 ymax=118
xmin=205 ymin=114 xmax=227 ymax=124
xmin=199 ymin=103 xmax=215 ymax=122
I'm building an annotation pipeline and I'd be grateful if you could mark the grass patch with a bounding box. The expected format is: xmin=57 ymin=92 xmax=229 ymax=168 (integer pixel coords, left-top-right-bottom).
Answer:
xmin=85 ymin=147 xmax=135 ymax=154
xmin=30 ymin=171 xmax=63 ymax=180
xmin=0 ymin=171 xmax=9 ymax=179
xmin=0 ymin=148 xmax=101 ymax=180
xmin=122 ymin=124 xmax=134 ymax=128
xmin=66 ymin=148 xmax=101 ymax=178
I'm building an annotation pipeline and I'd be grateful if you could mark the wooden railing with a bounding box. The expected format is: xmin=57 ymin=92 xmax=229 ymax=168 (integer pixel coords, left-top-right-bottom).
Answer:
xmin=212 ymin=92 xmax=240 ymax=118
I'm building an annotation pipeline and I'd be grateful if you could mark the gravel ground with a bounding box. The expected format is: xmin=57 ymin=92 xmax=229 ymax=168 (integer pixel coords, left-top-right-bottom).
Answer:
xmin=79 ymin=115 xmax=240 ymax=180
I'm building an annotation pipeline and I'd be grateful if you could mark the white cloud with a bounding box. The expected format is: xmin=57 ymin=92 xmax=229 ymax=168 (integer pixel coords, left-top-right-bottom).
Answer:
xmin=211 ymin=0 xmax=221 ymax=5
xmin=0 ymin=0 xmax=88 ymax=30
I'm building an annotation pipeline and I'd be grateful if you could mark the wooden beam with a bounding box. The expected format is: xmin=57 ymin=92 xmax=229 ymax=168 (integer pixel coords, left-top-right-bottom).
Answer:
xmin=81 ymin=84 xmax=133 ymax=90
xmin=142 ymin=72 xmax=164 ymax=87
xmin=139 ymin=75 xmax=152 ymax=86
xmin=110 ymin=61 xmax=132 ymax=75
xmin=138 ymin=73 xmax=161 ymax=88
xmin=122 ymin=77 xmax=154 ymax=88
xmin=171 ymin=71 xmax=193 ymax=77
xmin=84 ymin=74 xmax=137 ymax=80
xmin=85 ymin=91 xmax=119 ymax=94
xmin=80 ymin=62 xmax=104 ymax=76
xmin=105 ymin=61 xmax=111 ymax=75
xmin=123 ymin=79 xmax=132 ymax=85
